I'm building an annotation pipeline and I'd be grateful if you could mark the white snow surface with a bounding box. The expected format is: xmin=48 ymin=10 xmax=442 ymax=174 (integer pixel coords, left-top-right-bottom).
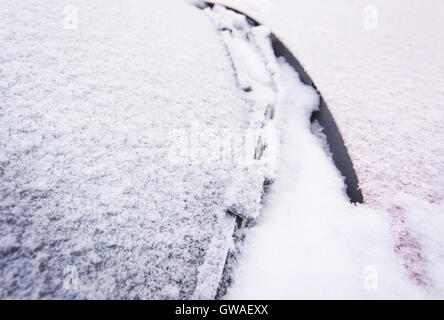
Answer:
xmin=208 ymin=0 xmax=444 ymax=298
xmin=227 ymin=58 xmax=425 ymax=299
xmin=1 ymin=0 xmax=443 ymax=300
xmin=205 ymin=5 xmax=281 ymax=223
xmin=0 ymin=0 xmax=263 ymax=299
xmin=213 ymin=0 xmax=444 ymax=208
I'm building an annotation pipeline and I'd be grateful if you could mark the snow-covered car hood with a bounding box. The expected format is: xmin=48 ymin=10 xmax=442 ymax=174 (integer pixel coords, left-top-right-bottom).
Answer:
xmin=1 ymin=0 xmax=443 ymax=300
xmin=0 ymin=0 xmax=259 ymax=299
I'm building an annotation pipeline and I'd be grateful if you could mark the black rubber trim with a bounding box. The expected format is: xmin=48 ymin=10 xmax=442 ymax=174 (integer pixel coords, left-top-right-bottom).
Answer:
xmin=271 ymin=37 xmax=364 ymax=204
xmin=203 ymin=2 xmax=364 ymax=203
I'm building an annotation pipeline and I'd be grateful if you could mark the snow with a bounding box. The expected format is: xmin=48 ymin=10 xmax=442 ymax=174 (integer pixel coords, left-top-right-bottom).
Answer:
xmin=211 ymin=0 xmax=444 ymax=204
xmin=206 ymin=1 xmax=444 ymax=298
xmin=204 ymin=5 xmax=281 ymax=224
xmin=227 ymin=58 xmax=424 ymax=299
xmin=1 ymin=0 xmax=443 ymax=300
xmin=0 ymin=0 xmax=259 ymax=299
